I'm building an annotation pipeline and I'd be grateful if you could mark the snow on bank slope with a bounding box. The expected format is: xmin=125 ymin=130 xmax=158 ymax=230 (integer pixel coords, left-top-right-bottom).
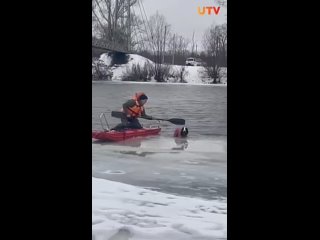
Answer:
xmin=169 ymin=65 xmax=227 ymax=84
xmin=100 ymin=53 xmax=154 ymax=81
xmin=99 ymin=53 xmax=227 ymax=85
xmin=92 ymin=177 xmax=227 ymax=240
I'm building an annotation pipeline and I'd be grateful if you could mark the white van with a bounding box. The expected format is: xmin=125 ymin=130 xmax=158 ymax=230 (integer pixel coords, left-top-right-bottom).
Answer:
xmin=185 ymin=58 xmax=205 ymax=66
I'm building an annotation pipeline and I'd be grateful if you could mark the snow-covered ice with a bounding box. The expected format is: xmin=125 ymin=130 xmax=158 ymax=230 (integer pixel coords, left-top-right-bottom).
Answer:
xmin=92 ymin=177 xmax=227 ymax=240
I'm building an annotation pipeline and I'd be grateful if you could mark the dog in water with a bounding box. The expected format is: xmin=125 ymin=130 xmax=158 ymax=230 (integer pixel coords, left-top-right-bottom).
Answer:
xmin=173 ymin=127 xmax=189 ymax=138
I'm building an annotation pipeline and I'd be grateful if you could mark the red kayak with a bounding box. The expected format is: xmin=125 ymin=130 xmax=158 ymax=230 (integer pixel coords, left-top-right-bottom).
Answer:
xmin=92 ymin=127 xmax=161 ymax=141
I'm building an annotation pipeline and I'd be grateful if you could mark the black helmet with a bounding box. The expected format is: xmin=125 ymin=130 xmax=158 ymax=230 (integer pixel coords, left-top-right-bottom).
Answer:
xmin=139 ymin=94 xmax=148 ymax=100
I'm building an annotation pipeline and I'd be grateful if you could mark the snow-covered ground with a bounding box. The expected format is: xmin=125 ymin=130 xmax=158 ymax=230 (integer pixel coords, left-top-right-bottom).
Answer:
xmin=169 ymin=65 xmax=227 ymax=85
xmin=100 ymin=54 xmax=154 ymax=81
xmin=99 ymin=53 xmax=227 ymax=85
xmin=92 ymin=177 xmax=227 ymax=240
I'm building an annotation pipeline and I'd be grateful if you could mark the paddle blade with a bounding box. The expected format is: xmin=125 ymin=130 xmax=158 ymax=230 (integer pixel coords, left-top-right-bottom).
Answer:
xmin=167 ymin=118 xmax=185 ymax=125
xmin=111 ymin=111 xmax=125 ymax=118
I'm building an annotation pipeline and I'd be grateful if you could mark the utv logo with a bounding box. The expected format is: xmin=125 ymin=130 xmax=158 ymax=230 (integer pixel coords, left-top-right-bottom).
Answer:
xmin=197 ymin=6 xmax=221 ymax=16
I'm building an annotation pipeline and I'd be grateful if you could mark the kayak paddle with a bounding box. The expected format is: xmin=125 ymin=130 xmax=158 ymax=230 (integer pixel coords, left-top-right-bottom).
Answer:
xmin=111 ymin=111 xmax=185 ymax=125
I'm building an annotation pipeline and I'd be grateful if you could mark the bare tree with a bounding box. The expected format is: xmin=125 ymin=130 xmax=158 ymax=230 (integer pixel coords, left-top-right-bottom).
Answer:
xmin=173 ymin=35 xmax=190 ymax=65
xmin=128 ymin=14 xmax=146 ymax=51
xmin=92 ymin=0 xmax=138 ymax=50
xmin=147 ymin=12 xmax=171 ymax=81
xmin=167 ymin=33 xmax=177 ymax=64
xmin=177 ymin=35 xmax=190 ymax=57
xmin=92 ymin=58 xmax=112 ymax=81
xmin=163 ymin=33 xmax=192 ymax=65
xmin=202 ymin=24 xmax=227 ymax=83
xmin=219 ymin=23 xmax=227 ymax=67
xmin=191 ymin=31 xmax=195 ymax=57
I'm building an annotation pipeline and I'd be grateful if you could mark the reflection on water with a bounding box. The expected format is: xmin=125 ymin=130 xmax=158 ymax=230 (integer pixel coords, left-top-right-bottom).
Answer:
xmin=172 ymin=138 xmax=188 ymax=150
xmin=118 ymin=151 xmax=158 ymax=157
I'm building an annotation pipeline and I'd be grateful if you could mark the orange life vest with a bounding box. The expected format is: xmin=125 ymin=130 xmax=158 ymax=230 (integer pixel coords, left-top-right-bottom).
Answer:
xmin=123 ymin=92 xmax=146 ymax=118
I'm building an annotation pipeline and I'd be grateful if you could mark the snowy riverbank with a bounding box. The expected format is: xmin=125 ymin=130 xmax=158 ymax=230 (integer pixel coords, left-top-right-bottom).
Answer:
xmin=92 ymin=177 xmax=227 ymax=240
xmin=98 ymin=53 xmax=227 ymax=85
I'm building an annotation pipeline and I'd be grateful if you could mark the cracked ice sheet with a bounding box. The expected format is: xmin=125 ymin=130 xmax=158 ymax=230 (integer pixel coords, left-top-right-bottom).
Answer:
xmin=92 ymin=177 xmax=227 ymax=240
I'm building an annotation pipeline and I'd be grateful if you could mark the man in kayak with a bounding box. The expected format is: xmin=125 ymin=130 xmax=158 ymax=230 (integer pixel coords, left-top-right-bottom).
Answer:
xmin=111 ymin=92 xmax=154 ymax=130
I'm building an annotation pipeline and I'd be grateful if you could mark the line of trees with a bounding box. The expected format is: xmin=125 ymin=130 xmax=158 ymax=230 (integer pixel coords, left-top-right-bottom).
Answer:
xmin=92 ymin=0 xmax=227 ymax=83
